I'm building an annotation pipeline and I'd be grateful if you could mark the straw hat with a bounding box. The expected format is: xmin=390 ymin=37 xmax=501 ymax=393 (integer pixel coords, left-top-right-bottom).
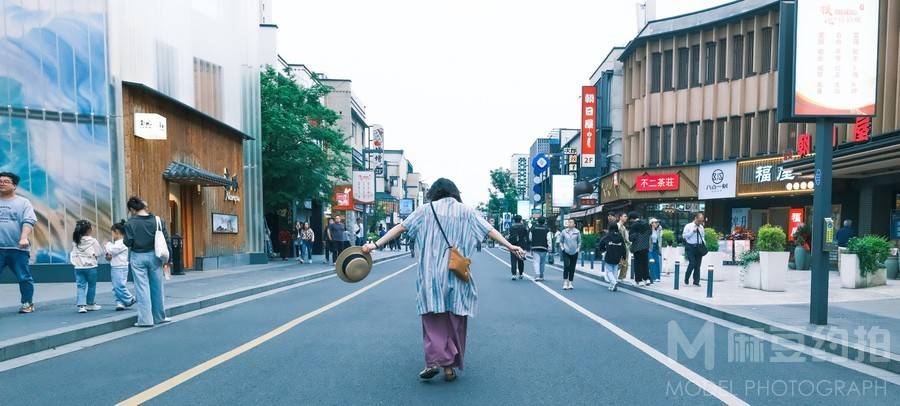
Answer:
xmin=335 ymin=246 xmax=373 ymax=283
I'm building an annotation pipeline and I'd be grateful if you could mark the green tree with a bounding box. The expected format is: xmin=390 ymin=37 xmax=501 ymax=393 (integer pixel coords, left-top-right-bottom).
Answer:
xmin=486 ymin=168 xmax=518 ymax=222
xmin=260 ymin=66 xmax=350 ymax=213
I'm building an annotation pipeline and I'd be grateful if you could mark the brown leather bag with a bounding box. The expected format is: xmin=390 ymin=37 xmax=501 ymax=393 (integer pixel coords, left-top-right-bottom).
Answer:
xmin=430 ymin=202 xmax=472 ymax=282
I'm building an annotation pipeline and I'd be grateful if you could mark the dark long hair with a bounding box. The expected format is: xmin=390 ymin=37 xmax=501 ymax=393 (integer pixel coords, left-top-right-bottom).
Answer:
xmin=426 ymin=178 xmax=462 ymax=203
xmin=111 ymin=220 xmax=126 ymax=236
xmin=127 ymin=196 xmax=147 ymax=212
xmin=73 ymin=220 xmax=92 ymax=244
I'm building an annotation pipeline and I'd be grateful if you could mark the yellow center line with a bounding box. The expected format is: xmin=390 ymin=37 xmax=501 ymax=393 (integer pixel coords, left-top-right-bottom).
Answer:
xmin=117 ymin=264 xmax=414 ymax=406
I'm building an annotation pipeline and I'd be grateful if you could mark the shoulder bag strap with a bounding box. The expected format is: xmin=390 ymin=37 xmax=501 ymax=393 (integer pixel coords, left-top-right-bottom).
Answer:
xmin=429 ymin=202 xmax=452 ymax=248
xmin=155 ymin=216 xmax=162 ymax=232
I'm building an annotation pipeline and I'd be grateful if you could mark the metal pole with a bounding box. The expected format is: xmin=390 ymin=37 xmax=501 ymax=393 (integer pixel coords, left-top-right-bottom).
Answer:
xmin=674 ymin=261 xmax=680 ymax=290
xmin=706 ymin=264 xmax=714 ymax=298
xmin=590 ymin=251 xmax=594 ymax=269
xmin=810 ymin=118 xmax=834 ymax=325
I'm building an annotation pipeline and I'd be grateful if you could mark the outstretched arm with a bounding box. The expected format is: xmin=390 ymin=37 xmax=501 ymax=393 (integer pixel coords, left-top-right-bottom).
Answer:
xmin=362 ymin=224 xmax=406 ymax=253
xmin=488 ymin=229 xmax=526 ymax=258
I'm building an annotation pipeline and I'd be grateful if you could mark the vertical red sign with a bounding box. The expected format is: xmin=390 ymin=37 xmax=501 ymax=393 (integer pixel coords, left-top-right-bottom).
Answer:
xmin=788 ymin=208 xmax=804 ymax=242
xmin=797 ymin=133 xmax=812 ymax=157
xmin=581 ymin=86 xmax=597 ymax=168
xmin=853 ymin=116 xmax=871 ymax=142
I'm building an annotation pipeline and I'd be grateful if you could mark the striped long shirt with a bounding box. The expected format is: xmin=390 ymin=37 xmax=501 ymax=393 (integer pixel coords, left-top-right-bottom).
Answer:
xmin=401 ymin=198 xmax=493 ymax=317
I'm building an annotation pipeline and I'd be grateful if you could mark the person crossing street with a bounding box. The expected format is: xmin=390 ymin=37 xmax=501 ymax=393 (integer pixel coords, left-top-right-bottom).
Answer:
xmin=528 ymin=217 xmax=550 ymax=281
xmin=506 ymin=215 xmax=529 ymax=280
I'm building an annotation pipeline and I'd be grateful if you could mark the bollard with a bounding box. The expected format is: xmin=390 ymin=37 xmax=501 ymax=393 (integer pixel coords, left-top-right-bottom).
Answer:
xmin=581 ymin=252 xmax=585 ymax=267
xmin=590 ymin=251 xmax=595 ymax=269
xmin=706 ymin=265 xmax=714 ymax=298
xmin=674 ymin=260 xmax=680 ymax=290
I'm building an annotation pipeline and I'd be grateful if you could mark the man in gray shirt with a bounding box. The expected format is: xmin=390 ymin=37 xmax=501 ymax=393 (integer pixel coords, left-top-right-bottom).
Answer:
xmin=0 ymin=172 xmax=37 ymax=313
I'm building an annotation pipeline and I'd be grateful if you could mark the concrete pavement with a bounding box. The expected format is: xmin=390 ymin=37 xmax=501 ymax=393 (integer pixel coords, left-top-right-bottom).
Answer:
xmin=0 ymin=249 xmax=896 ymax=404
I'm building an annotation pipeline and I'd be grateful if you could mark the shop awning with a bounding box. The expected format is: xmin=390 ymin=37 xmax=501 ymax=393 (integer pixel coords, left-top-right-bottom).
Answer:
xmin=564 ymin=205 xmax=606 ymax=220
xmin=163 ymin=161 xmax=234 ymax=188
xmin=782 ymin=131 xmax=900 ymax=178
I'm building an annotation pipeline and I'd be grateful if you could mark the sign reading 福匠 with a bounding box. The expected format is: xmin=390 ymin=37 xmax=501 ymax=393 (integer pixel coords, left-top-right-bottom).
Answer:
xmin=797 ymin=133 xmax=812 ymax=157
xmin=635 ymin=174 xmax=679 ymax=192
xmin=581 ymin=86 xmax=597 ymax=167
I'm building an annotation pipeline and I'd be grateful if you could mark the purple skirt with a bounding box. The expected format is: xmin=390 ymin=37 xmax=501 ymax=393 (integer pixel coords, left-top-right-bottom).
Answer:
xmin=421 ymin=312 xmax=468 ymax=370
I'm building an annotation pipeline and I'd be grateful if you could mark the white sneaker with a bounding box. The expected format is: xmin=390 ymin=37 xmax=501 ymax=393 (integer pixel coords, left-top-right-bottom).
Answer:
xmin=518 ymin=274 xmax=523 ymax=280
xmin=512 ymin=276 xmax=517 ymax=280
xmin=569 ymin=282 xmax=574 ymax=290
xmin=85 ymin=304 xmax=102 ymax=311
xmin=77 ymin=306 xmax=87 ymax=313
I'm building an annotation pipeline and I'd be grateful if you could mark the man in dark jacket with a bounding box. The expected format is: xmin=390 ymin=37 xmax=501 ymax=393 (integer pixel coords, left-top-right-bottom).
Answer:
xmin=627 ymin=211 xmax=652 ymax=286
xmin=529 ymin=217 xmax=550 ymax=281
xmin=598 ymin=223 xmax=626 ymax=292
xmin=507 ymin=215 xmax=529 ymax=280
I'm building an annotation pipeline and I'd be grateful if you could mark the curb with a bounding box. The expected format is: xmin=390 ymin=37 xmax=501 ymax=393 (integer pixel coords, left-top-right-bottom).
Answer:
xmin=0 ymin=252 xmax=409 ymax=363
xmin=571 ymin=267 xmax=900 ymax=375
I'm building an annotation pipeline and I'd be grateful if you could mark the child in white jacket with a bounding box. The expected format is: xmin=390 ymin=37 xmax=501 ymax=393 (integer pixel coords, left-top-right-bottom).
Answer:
xmin=106 ymin=220 xmax=136 ymax=311
xmin=70 ymin=220 xmax=103 ymax=313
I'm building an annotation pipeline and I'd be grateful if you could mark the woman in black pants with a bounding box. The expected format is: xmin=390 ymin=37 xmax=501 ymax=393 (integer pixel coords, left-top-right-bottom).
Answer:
xmin=557 ymin=219 xmax=581 ymax=290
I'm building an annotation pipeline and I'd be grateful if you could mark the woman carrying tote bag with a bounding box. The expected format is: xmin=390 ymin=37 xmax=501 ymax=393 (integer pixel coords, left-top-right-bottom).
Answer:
xmin=123 ymin=196 xmax=172 ymax=327
xmin=362 ymin=178 xmax=525 ymax=382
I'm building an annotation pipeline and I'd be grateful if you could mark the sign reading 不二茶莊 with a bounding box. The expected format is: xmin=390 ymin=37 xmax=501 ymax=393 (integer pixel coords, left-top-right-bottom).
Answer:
xmin=635 ymin=174 xmax=679 ymax=192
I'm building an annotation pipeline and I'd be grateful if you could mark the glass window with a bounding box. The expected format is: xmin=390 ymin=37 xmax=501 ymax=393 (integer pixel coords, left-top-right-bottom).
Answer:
xmin=663 ymin=50 xmax=674 ymax=91
xmin=649 ymin=127 xmax=660 ymax=166
xmin=690 ymin=45 xmax=701 ymax=87
xmin=745 ymin=31 xmax=755 ymax=76
xmin=677 ymin=47 xmax=689 ymax=90
xmin=732 ymin=35 xmax=743 ymax=80
xmin=661 ymin=126 xmax=672 ymax=165
xmin=675 ymin=124 xmax=687 ymax=164
xmin=715 ymin=119 xmax=726 ymax=159
xmin=757 ymin=111 xmax=769 ymax=155
xmin=704 ymin=42 xmax=716 ymax=85
xmin=702 ymin=120 xmax=714 ymax=161
xmin=717 ymin=38 xmax=728 ymax=82
xmin=650 ymin=52 xmax=661 ymax=93
xmin=688 ymin=122 xmax=699 ymax=163
xmin=773 ymin=24 xmax=779 ymax=69
xmin=769 ymin=109 xmax=779 ymax=155
xmin=193 ymin=57 xmax=224 ymax=119
xmin=729 ymin=116 xmax=741 ymax=159
xmin=742 ymin=113 xmax=753 ymax=157
xmin=760 ymin=27 xmax=773 ymax=73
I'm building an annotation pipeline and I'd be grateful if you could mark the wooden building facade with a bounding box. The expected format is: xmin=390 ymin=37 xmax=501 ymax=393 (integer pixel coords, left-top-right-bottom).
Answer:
xmin=122 ymin=82 xmax=249 ymax=270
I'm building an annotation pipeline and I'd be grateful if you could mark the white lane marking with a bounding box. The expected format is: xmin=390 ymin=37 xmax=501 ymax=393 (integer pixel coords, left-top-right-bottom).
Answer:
xmin=117 ymin=263 xmax=414 ymax=406
xmin=0 ymin=255 xmax=412 ymax=373
xmin=538 ymin=259 xmax=900 ymax=386
xmin=485 ymin=249 xmax=749 ymax=405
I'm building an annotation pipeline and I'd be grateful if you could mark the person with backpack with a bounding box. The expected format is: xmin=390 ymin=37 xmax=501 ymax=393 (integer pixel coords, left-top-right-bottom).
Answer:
xmin=529 ymin=217 xmax=551 ymax=281
xmin=507 ymin=215 xmax=529 ymax=280
xmin=124 ymin=196 xmax=171 ymax=327
xmin=597 ymin=223 xmax=626 ymax=292
xmin=70 ymin=220 xmax=104 ymax=313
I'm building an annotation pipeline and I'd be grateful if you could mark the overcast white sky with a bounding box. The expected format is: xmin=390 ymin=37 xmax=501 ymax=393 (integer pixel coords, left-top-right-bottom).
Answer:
xmin=274 ymin=0 xmax=730 ymax=205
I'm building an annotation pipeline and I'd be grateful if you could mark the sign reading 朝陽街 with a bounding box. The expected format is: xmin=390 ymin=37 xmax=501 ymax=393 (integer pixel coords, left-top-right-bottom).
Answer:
xmin=736 ymin=157 xmax=813 ymax=196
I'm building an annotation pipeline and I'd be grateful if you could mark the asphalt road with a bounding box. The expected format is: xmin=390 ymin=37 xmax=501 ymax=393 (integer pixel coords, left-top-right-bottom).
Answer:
xmin=0 ymin=250 xmax=897 ymax=405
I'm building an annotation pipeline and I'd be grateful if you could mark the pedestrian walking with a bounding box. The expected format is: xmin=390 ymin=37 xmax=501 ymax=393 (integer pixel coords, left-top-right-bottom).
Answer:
xmin=682 ymin=213 xmax=706 ymax=287
xmin=124 ymin=196 xmax=171 ymax=327
xmin=835 ymin=219 xmax=856 ymax=247
xmin=529 ymin=217 xmax=551 ymax=281
xmin=278 ymin=228 xmax=292 ymax=261
xmin=548 ymin=227 xmax=559 ymax=265
xmin=324 ymin=217 xmax=334 ymax=263
xmin=105 ymin=220 xmax=136 ymax=310
xmin=327 ymin=216 xmax=348 ymax=263
xmin=70 ymin=220 xmax=103 ymax=313
xmin=355 ymin=218 xmax=365 ymax=246
xmin=507 ymin=215 xmax=528 ymax=280
xmin=0 ymin=172 xmax=36 ymax=314
xmin=597 ymin=223 xmax=626 ymax=292
xmin=558 ymin=219 xmax=581 ymax=290
xmin=616 ymin=212 xmax=631 ymax=280
xmin=627 ymin=211 xmax=652 ymax=286
xmin=649 ymin=218 xmax=662 ymax=282
xmin=361 ymin=178 xmax=525 ymax=382
xmin=294 ymin=221 xmax=304 ymax=260
xmin=300 ymin=222 xmax=314 ymax=263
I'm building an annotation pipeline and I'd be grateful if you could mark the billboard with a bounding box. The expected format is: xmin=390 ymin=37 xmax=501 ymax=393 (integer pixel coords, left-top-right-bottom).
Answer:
xmin=551 ymin=175 xmax=574 ymax=207
xmin=517 ymin=200 xmax=531 ymax=219
xmin=399 ymin=198 xmax=415 ymax=216
xmin=352 ymin=171 xmax=375 ymax=204
xmin=635 ymin=174 xmax=679 ymax=192
xmin=332 ymin=185 xmax=353 ymax=211
xmin=782 ymin=0 xmax=880 ymax=120
xmin=698 ymin=161 xmax=737 ymax=200
xmin=580 ymin=86 xmax=597 ymax=167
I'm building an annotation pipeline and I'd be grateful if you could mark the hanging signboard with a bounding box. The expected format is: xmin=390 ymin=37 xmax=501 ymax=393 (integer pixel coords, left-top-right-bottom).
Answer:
xmin=551 ymin=175 xmax=574 ymax=207
xmin=399 ymin=198 xmax=415 ymax=217
xmin=736 ymin=157 xmax=813 ymax=196
xmin=134 ymin=113 xmax=167 ymax=140
xmin=352 ymin=171 xmax=375 ymax=204
xmin=788 ymin=208 xmax=805 ymax=241
xmin=580 ymin=86 xmax=597 ymax=167
xmin=333 ymin=185 xmax=353 ymax=211
xmin=698 ymin=161 xmax=736 ymax=200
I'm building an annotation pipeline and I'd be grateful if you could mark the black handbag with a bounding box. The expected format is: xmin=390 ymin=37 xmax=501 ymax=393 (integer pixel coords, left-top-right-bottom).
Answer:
xmin=694 ymin=228 xmax=709 ymax=257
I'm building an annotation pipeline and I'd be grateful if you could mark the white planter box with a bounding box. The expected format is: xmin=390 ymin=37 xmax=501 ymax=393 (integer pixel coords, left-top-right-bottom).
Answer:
xmin=839 ymin=253 xmax=888 ymax=289
xmin=758 ymin=251 xmax=789 ymax=292
xmin=743 ymin=262 xmax=762 ymax=289
xmin=700 ymin=251 xmax=725 ymax=281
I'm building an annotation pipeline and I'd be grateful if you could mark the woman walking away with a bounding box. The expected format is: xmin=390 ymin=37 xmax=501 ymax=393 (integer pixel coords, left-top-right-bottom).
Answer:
xmin=558 ymin=219 xmax=581 ymax=290
xmin=105 ymin=220 xmax=136 ymax=310
xmin=361 ymin=178 xmax=525 ymax=382
xmin=124 ymin=196 xmax=171 ymax=327
xmin=649 ymin=218 xmax=662 ymax=283
xmin=597 ymin=223 xmax=626 ymax=292
xmin=70 ymin=220 xmax=103 ymax=313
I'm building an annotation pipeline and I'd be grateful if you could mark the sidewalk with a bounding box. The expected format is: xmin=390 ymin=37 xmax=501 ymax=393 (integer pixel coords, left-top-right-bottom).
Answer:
xmin=0 ymin=250 xmax=409 ymax=363
xmin=568 ymin=256 xmax=900 ymax=374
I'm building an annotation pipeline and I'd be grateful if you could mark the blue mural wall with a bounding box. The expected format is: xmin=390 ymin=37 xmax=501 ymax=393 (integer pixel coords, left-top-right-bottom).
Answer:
xmin=0 ymin=0 xmax=113 ymax=264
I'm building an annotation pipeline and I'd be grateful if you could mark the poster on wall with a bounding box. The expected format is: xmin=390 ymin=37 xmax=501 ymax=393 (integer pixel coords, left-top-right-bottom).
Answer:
xmin=731 ymin=208 xmax=750 ymax=231
xmin=580 ymin=86 xmax=597 ymax=167
xmin=792 ymin=0 xmax=879 ymax=117
xmin=212 ymin=213 xmax=239 ymax=234
xmin=352 ymin=171 xmax=375 ymax=204
xmin=698 ymin=161 xmax=736 ymax=200
xmin=551 ymin=175 xmax=575 ymax=207
xmin=333 ymin=185 xmax=353 ymax=211
xmin=517 ymin=200 xmax=531 ymax=219
xmin=788 ymin=208 xmax=805 ymax=241
xmin=399 ymin=198 xmax=415 ymax=217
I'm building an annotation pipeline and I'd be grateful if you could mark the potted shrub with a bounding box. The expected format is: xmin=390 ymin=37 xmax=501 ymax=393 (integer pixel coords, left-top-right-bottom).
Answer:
xmin=738 ymin=250 xmax=761 ymax=289
xmin=792 ymin=223 xmax=812 ymax=270
xmin=581 ymin=233 xmax=598 ymax=259
xmin=755 ymin=225 xmax=788 ymax=291
xmin=700 ymin=227 xmax=725 ymax=282
xmin=841 ymin=236 xmax=891 ymax=288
